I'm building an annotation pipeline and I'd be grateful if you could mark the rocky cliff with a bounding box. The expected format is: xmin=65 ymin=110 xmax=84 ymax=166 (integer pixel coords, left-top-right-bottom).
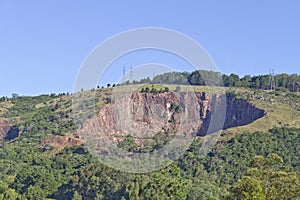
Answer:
xmin=78 ymin=92 xmax=265 ymax=146
xmin=0 ymin=119 xmax=10 ymax=139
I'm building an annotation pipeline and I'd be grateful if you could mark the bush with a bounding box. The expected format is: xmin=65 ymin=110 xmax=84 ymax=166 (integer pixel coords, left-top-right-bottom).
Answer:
xmin=175 ymin=85 xmax=181 ymax=92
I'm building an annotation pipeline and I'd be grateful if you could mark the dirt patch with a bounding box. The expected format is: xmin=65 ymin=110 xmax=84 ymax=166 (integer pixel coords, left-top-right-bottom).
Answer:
xmin=41 ymin=135 xmax=83 ymax=147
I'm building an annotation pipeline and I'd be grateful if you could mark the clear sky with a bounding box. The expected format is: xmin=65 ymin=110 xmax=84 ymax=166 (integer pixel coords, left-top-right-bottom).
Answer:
xmin=0 ymin=0 xmax=299 ymax=97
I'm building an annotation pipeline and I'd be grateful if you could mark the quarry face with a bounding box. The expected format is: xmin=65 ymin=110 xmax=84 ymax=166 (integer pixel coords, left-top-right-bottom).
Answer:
xmin=78 ymin=92 xmax=265 ymax=145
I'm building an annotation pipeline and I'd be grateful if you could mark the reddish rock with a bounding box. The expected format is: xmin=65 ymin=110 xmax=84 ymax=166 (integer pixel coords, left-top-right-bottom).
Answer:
xmin=41 ymin=135 xmax=83 ymax=147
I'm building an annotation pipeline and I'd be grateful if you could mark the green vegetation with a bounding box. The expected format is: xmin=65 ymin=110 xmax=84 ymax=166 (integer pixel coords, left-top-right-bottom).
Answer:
xmin=117 ymin=135 xmax=138 ymax=152
xmin=2 ymin=123 xmax=299 ymax=199
xmin=226 ymin=154 xmax=300 ymax=200
xmin=135 ymin=70 xmax=300 ymax=93
xmin=225 ymin=87 xmax=300 ymax=135
xmin=0 ymin=82 xmax=299 ymax=199
xmin=140 ymin=85 xmax=170 ymax=94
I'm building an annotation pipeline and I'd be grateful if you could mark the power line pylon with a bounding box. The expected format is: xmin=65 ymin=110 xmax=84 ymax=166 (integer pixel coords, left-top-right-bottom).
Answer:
xmin=269 ymin=68 xmax=275 ymax=92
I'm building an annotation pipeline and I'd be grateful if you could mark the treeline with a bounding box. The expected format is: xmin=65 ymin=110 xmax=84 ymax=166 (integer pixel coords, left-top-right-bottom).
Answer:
xmin=135 ymin=70 xmax=300 ymax=92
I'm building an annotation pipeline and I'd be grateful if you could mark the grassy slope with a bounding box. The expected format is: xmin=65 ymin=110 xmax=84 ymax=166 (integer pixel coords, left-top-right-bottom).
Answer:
xmin=0 ymin=100 xmax=13 ymax=117
xmin=226 ymin=87 xmax=300 ymax=134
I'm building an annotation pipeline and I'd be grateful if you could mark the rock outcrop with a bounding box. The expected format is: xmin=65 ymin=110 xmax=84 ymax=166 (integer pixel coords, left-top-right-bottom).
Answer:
xmin=0 ymin=119 xmax=10 ymax=138
xmin=41 ymin=135 xmax=83 ymax=147
xmin=78 ymin=92 xmax=265 ymax=144
xmin=224 ymin=95 xmax=266 ymax=129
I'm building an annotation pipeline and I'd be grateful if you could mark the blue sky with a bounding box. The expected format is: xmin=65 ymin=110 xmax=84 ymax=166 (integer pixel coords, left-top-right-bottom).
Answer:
xmin=0 ymin=1 xmax=299 ymax=96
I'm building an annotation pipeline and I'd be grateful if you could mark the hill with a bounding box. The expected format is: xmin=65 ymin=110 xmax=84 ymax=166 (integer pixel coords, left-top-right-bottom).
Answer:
xmin=0 ymin=85 xmax=299 ymax=199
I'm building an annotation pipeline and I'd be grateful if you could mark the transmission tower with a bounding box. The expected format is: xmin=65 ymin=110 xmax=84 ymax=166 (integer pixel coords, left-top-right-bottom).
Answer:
xmin=269 ymin=68 xmax=275 ymax=91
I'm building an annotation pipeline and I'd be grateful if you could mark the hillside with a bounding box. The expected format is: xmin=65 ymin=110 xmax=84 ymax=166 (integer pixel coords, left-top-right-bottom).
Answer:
xmin=0 ymin=86 xmax=300 ymax=199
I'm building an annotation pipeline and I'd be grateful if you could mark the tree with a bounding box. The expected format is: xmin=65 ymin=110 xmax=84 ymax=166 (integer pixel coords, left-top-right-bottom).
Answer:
xmin=140 ymin=77 xmax=151 ymax=83
xmin=73 ymin=191 xmax=82 ymax=200
xmin=117 ymin=135 xmax=138 ymax=152
xmin=226 ymin=154 xmax=300 ymax=200
xmin=251 ymin=76 xmax=260 ymax=89
xmin=0 ymin=181 xmax=19 ymax=200
xmin=150 ymin=87 xmax=157 ymax=94
xmin=11 ymin=93 xmax=19 ymax=98
xmin=227 ymin=176 xmax=266 ymax=200
xmin=145 ymin=87 xmax=150 ymax=93
xmin=240 ymin=75 xmax=251 ymax=87
xmin=72 ymin=164 xmax=126 ymax=199
xmin=188 ymin=71 xmax=205 ymax=85
xmin=222 ymin=74 xmax=233 ymax=87
xmin=137 ymin=165 xmax=191 ymax=199
xmin=24 ymin=185 xmax=46 ymax=200
xmin=258 ymin=75 xmax=270 ymax=90
xmin=175 ymin=85 xmax=181 ymax=92
xmin=229 ymin=73 xmax=240 ymax=87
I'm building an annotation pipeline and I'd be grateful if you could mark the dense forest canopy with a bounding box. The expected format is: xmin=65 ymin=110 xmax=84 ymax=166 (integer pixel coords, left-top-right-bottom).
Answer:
xmin=1 ymin=125 xmax=300 ymax=199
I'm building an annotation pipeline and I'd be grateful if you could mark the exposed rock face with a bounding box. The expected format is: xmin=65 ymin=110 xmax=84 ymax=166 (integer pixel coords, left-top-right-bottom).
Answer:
xmin=96 ymin=92 xmax=201 ymax=138
xmin=224 ymin=95 xmax=266 ymax=129
xmin=0 ymin=119 xmax=20 ymax=141
xmin=78 ymin=92 xmax=265 ymax=144
xmin=0 ymin=119 xmax=10 ymax=138
xmin=79 ymin=92 xmax=203 ymax=144
xmin=41 ymin=135 xmax=83 ymax=147
xmin=199 ymin=94 xmax=266 ymax=135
